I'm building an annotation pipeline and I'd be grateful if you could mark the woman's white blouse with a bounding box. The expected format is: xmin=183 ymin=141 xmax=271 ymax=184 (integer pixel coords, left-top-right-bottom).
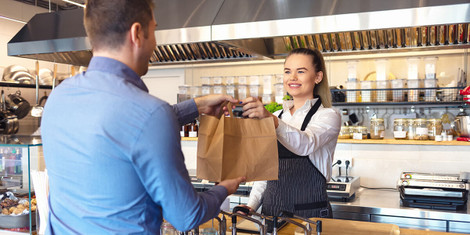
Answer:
xmin=247 ymin=98 xmax=341 ymax=211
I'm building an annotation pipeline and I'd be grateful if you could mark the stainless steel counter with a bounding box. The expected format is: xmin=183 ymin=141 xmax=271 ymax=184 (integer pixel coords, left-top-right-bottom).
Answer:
xmin=331 ymin=187 xmax=470 ymax=232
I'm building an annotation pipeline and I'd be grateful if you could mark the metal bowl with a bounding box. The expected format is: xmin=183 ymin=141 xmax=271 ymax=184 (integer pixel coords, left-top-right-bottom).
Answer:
xmin=0 ymin=211 xmax=36 ymax=229
xmin=2 ymin=65 xmax=29 ymax=81
xmin=9 ymin=71 xmax=34 ymax=84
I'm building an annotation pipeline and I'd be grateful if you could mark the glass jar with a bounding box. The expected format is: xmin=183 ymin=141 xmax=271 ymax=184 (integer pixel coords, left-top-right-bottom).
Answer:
xmin=393 ymin=118 xmax=408 ymax=140
xmin=352 ymin=126 xmax=368 ymax=140
xmin=427 ymin=118 xmax=443 ymax=140
xmin=338 ymin=126 xmax=351 ymax=139
xmin=407 ymin=118 xmax=415 ymax=140
xmin=413 ymin=118 xmax=429 ymax=140
xmin=370 ymin=118 xmax=385 ymax=139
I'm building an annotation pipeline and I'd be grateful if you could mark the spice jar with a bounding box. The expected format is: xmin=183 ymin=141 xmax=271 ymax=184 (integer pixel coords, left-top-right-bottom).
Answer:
xmin=393 ymin=118 xmax=408 ymax=140
xmin=427 ymin=118 xmax=443 ymax=140
xmin=338 ymin=126 xmax=351 ymax=139
xmin=370 ymin=118 xmax=385 ymax=139
xmin=413 ymin=118 xmax=429 ymax=140
xmin=352 ymin=126 xmax=368 ymax=140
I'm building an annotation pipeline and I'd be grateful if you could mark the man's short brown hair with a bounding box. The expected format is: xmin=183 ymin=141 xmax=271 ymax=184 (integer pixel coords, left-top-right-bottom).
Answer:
xmin=84 ymin=0 xmax=154 ymax=50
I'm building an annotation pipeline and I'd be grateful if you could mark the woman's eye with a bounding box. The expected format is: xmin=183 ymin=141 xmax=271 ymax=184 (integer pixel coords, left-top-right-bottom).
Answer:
xmin=298 ymin=70 xmax=305 ymax=74
xmin=284 ymin=71 xmax=291 ymax=74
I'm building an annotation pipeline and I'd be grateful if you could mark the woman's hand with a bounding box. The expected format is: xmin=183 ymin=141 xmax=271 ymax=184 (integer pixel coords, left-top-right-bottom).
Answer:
xmin=239 ymin=97 xmax=272 ymax=119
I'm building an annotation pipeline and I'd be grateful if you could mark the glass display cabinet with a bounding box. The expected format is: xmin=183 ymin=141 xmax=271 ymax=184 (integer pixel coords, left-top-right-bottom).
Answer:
xmin=0 ymin=135 xmax=42 ymax=234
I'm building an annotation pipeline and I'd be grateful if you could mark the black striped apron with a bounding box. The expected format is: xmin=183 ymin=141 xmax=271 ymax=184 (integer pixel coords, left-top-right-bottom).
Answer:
xmin=261 ymin=97 xmax=332 ymax=219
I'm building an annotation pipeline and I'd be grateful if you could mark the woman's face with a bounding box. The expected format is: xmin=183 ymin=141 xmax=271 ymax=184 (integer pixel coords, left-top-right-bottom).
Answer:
xmin=283 ymin=54 xmax=323 ymax=101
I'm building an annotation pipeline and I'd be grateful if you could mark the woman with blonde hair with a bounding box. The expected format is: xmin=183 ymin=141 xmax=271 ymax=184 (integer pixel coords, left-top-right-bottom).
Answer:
xmin=239 ymin=48 xmax=341 ymax=218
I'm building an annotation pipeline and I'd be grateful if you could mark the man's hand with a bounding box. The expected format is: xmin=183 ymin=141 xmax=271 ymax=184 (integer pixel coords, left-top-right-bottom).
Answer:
xmin=194 ymin=94 xmax=238 ymax=116
xmin=217 ymin=176 xmax=246 ymax=195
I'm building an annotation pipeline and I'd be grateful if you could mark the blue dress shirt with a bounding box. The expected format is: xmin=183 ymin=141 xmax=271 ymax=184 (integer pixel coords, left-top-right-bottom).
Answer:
xmin=41 ymin=57 xmax=227 ymax=234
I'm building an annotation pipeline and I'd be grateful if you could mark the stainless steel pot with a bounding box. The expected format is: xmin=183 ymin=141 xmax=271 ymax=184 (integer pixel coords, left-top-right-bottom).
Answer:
xmin=454 ymin=116 xmax=470 ymax=137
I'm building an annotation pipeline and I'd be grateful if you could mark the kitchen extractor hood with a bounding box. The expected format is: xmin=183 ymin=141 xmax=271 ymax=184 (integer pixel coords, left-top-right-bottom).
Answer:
xmin=8 ymin=0 xmax=470 ymax=66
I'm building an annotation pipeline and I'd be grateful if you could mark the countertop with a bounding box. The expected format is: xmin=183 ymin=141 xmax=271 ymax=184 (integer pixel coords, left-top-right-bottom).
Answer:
xmin=331 ymin=187 xmax=470 ymax=222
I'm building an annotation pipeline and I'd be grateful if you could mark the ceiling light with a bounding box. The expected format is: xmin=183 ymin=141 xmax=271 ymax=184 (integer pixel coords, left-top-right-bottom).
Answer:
xmin=0 ymin=15 xmax=26 ymax=24
xmin=62 ymin=0 xmax=85 ymax=8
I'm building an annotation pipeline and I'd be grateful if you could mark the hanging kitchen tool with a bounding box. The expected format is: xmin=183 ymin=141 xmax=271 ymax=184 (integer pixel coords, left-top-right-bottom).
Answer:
xmin=31 ymin=61 xmax=44 ymax=118
xmin=52 ymin=63 xmax=57 ymax=89
xmin=7 ymin=89 xmax=31 ymax=119
xmin=0 ymin=90 xmax=19 ymax=135
xmin=38 ymin=91 xmax=48 ymax=107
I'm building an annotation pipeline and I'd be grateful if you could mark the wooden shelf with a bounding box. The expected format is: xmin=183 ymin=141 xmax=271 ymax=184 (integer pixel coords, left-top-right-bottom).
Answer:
xmin=183 ymin=137 xmax=470 ymax=145
xmin=337 ymin=139 xmax=470 ymax=146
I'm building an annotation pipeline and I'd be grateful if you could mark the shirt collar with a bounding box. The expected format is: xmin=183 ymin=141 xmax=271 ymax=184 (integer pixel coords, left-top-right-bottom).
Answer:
xmin=86 ymin=56 xmax=149 ymax=93
xmin=282 ymin=98 xmax=321 ymax=116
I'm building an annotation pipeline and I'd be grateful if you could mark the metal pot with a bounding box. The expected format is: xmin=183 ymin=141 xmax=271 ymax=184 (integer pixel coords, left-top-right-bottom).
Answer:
xmin=7 ymin=90 xmax=31 ymax=119
xmin=454 ymin=115 xmax=470 ymax=137
xmin=0 ymin=90 xmax=19 ymax=135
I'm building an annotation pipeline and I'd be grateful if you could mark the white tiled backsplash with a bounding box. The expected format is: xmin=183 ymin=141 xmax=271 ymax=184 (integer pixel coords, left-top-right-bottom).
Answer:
xmin=183 ymin=140 xmax=470 ymax=189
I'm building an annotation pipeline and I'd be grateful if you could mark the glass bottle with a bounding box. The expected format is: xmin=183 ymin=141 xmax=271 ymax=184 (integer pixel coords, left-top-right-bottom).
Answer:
xmin=427 ymin=118 xmax=443 ymax=141
xmin=370 ymin=118 xmax=385 ymax=139
xmin=188 ymin=121 xmax=198 ymax=138
xmin=413 ymin=118 xmax=429 ymax=140
xmin=393 ymin=118 xmax=408 ymax=140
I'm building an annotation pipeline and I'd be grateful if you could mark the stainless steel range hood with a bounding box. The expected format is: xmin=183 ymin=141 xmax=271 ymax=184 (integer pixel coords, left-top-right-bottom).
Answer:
xmin=8 ymin=0 xmax=470 ymax=66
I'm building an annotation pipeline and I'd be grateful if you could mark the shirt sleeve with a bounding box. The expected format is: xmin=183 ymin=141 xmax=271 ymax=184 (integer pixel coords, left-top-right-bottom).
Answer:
xmin=172 ymin=99 xmax=199 ymax=126
xmin=246 ymin=181 xmax=267 ymax=211
xmin=132 ymin=103 xmax=226 ymax=231
xmin=276 ymin=108 xmax=341 ymax=157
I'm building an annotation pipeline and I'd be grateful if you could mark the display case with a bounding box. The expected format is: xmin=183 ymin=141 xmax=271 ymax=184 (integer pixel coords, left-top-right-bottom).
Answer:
xmin=0 ymin=135 xmax=42 ymax=234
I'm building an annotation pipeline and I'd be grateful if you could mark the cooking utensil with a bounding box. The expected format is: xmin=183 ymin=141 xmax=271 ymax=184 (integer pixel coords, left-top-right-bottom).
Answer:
xmin=453 ymin=115 xmax=470 ymax=137
xmin=7 ymin=90 xmax=31 ymax=119
xmin=38 ymin=91 xmax=48 ymax=107
xmin=0 ymin=90 xmax=19 ymax=135
xmin=52 ymin=63 xmax=57 ymax=89
xmin=31 ymin=61 xmax=44 ymax=118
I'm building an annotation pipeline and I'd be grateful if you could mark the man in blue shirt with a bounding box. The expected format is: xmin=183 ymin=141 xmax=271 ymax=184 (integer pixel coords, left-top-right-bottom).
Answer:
xmin=41 ymin=0 xmax=245 ymax=234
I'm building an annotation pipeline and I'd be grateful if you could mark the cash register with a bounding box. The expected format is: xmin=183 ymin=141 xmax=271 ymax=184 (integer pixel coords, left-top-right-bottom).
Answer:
xmin=398 ymin=172 xmax=469 ymax=210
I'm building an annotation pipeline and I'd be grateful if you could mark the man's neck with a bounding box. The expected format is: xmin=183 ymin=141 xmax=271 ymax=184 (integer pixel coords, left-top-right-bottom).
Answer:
xmin=92 ymin=50 xmax=140 ymax=75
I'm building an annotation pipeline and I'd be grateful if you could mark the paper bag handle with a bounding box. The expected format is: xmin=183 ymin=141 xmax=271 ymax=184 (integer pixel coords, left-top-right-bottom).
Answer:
xmin=213 ymin=101 xmax=235 ymax=119
xmin=225 ymin=102 xmax=234 ymax=117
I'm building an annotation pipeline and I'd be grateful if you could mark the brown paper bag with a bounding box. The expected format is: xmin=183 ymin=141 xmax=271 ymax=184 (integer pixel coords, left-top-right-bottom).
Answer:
xmin=197 ymin=103 xmax=279 ymax=182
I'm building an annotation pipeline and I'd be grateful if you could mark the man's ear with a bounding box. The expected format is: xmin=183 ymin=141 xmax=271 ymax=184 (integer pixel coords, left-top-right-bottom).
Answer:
xmin=129 ymin=22 xmax=143 ymax=48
